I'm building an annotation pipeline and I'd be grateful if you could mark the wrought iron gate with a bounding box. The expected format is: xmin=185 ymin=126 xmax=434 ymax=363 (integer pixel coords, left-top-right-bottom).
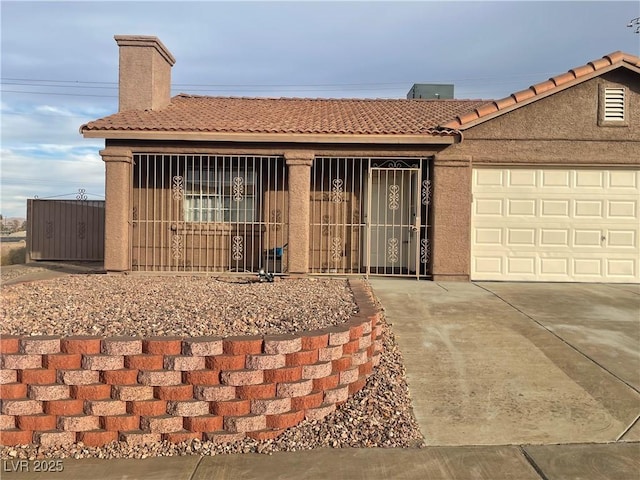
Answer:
xmin=132 ymin=154 xmax=287 ymax=272
xmin=310 ymin=157 xmax=431 ymax=278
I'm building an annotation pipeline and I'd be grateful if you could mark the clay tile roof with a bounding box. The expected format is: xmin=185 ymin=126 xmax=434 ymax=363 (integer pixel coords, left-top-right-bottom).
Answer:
xmin=81 ymin=96 xmax=488 ymax=137
xmin=441 ymin=50 xmax=639 ymax=130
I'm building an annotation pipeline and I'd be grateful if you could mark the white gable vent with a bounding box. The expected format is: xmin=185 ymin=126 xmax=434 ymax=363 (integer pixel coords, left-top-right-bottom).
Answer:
xmin=604 ymin=87 xmax=625 ymax=121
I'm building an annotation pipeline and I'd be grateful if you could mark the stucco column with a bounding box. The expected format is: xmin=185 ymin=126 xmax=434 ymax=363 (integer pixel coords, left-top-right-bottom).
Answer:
xmin=431 ymin=154 xmax=472 ymax=281
xmin=285 ymin=151 xmax=314 ymax=274
xmin=100 ymin=147 xmax=133 ymax=272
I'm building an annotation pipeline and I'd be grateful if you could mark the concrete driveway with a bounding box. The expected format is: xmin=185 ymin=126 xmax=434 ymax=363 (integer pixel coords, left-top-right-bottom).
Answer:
xmin=369 ymin=280 xmax=640 ymax=446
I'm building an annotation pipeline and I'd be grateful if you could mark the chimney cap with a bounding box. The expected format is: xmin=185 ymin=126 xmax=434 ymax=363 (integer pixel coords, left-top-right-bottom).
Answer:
xmin=114 ymin=35 xmax=176 ymax=66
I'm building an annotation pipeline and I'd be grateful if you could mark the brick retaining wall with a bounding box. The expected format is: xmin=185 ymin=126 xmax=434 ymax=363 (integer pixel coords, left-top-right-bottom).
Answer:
xmin=0 ymin=279 xmax=382 ymax=447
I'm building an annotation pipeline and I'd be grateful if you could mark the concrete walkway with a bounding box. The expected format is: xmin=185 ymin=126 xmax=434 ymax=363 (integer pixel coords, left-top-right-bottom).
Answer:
xmin=369 ymin=279 xmax=640 ymax=446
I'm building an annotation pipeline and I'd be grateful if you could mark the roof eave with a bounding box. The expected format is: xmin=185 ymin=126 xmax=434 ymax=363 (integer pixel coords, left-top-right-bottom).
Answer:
xmin=452 ymin=62 xmax=640 ymax=131
xmin=81 ymin=130 xmax=459 ymax=145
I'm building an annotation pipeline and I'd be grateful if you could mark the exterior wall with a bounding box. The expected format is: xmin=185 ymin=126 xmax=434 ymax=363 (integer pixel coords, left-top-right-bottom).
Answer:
xmin=0 ymin=281 xmax=381 ymax=447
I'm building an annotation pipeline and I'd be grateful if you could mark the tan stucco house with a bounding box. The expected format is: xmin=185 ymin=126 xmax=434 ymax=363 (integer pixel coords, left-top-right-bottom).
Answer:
xmin=81 ymin=36 xmax=640 ymax=283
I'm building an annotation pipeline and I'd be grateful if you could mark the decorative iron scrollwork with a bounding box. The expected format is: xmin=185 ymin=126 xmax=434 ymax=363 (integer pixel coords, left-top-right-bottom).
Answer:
xmin=330 ymin=179 xmax=344 ymax=203
xmin=422 ymin=179 xmax=432 ymax=206
xmin=321 ymin=215 xmax=330 ymax=236
xmin=172 ymin=176 xmax=184 ymax=200
xmin=232 ymin=236 xmax=244 ymax=260
xmin=420 ymin=238 xmax=430 ymax=264
xmin=232 ymin=177 xmax=244 ymax=202
xmin=270 ymin=209 xmax=282 ymax=231
xmin=372 ymin=159 xmax=419 ymax=168
xmin=388 ymin=185 xmax=400 ymax=210
xmin=331 ymin=237 xmax=342 ymax=262
xmin=388 ymin=238 xmax=399 ymax=263
xmin=171 ymin=234 xmax=183 ymax=260
xmin=76 ymin=188 xmax=88 ymax=200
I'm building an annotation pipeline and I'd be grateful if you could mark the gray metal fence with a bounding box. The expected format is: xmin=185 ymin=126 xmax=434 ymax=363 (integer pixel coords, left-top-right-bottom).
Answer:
xmin=27 ymin=199 xmax=105 ymax=261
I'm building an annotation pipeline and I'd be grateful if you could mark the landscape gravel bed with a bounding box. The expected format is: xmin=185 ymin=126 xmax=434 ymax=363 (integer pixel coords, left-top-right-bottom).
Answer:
xmin=0 ymin=276 xmax=357 ymax=337
xmin=0 ymin=274 xmax=425 ymax=458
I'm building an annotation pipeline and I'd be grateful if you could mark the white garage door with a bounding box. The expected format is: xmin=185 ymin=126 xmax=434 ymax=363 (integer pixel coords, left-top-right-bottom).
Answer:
xmin=471 ymin=168 xmax=640 ymax=283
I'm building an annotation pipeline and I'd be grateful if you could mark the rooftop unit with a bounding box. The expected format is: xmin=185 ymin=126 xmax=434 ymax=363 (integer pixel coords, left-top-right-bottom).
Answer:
xmin=407 ymin=83 xmax=454 ymax=100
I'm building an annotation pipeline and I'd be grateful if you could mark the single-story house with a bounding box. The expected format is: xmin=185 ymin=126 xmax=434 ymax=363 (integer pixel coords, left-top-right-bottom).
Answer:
xmin=81 ymin=35 xmax=639 ymax=283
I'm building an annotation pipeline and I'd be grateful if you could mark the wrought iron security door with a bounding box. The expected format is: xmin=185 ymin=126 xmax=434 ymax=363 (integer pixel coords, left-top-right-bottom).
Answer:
xmin=366 ymin=162 xmax=423 ymax=278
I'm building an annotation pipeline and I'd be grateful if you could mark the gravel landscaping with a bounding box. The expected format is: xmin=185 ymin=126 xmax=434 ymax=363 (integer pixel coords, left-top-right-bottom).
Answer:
xmin=0 ymin=274 xmax=425 ymax=459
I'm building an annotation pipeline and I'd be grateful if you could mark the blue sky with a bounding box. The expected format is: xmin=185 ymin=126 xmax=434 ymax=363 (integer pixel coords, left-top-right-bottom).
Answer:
xmin=1 ymin=1 xmax=639 ymax=219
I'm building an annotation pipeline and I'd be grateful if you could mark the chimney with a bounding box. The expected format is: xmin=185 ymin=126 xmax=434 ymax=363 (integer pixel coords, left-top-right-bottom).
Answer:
xmin=114 ymin=35 xmax=176 ymax=112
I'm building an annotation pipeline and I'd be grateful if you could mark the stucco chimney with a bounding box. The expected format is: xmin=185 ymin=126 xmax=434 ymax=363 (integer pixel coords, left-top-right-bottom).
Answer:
xmin=114 ymin=35 xmax=176 ymax=112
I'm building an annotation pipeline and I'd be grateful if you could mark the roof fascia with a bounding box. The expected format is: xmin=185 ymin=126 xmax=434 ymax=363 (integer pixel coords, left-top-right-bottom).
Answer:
xmin=81 ymin=130 xmax=458 ymax=145
xmin=456 ymin=63 xmax=640 ymax=130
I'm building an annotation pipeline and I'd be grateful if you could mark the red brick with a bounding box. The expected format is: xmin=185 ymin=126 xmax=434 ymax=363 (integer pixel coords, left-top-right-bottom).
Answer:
xmin=112 ymin=385 xmax=155 ymax=401
xmin=222 ymin=336 xmax=262 ymax=355
xmin=0 ymin=335 xmax=20 ymax=354
xmin=348 ymin=377 xmax=367 ymax=395
xmin=206 ymin=355 xmax=246 ymax=371
xmin=119 ymin=430 xmax=161 ymax=445
xmin=300 ymin=332 xmax=329 ymax=350
xmin=251 ymin=397 xmax=291 ymax=415
xmin=58 ymin=415 xmax=100 ymax=431
xmin=1 ymin=400 xmax=42 ymax=416
xmin=2 ymin=355 xmax=42 ymax=370
xmin=341 ymin=339 xmax=360 ymax=355
xmin=140 ymin=415 xmax=183 ymax=434
xmin=324 ymin=385 xmax=349 ymax=404
xmin=34 ymin=430 xmax=75 ymax=447
xmin=0 ymin=369 xmax=17 ymax=384
xmin=302 ymin=362 xmax=332 ymax=380
xmin=127 ymin=400 xmax=167 ymax=417
xmin=246 ymin=429 xmax=284 ymax=440
xmin=340 ymin=367 xmax=360 ymax=385
xmin=43 ymin=399 xmax=83 ymax=415
xmin=81 ymin=355 xmax=124 ymax=371
xmin=332 ymin=356 xmax=352 ymax=373
xmin=220 ymin=369 xmax=263 ymax=386
xmin=374 ymin=339 xmax=383 ymax=353
xmin=0 ymin=415 xmax=15 ymax=430
xmin=245 ymin=354 xmax=285 ymax=370
xmin=19 ymin=369 xmax=56 ymax=385
xmin=20 ymin=336 xmax=60 ymax=355
xmin=183 ymin=370 xmax=220 ymax=386
xmin=16 ymin=414 xmax=57 ymax=431
xmin=0 ymin=429 xmax=33 ymax=445
xmin=102 ymin=337 xmax=142 ymax=355
xmin=351 ymin=349 xmax=368 ymax=367
xmin=224 ymin=414 xmax=266 ymax=433
xmin=71 ymin=384 xmax=112 ymax=400
xmin=263 ymin=335 xmax=301 ymax=355
xmin=183 ymin=415 xmax=222 ymax=432
xmin=318 ymin=345 xmax=343 ymax=361
xmin=101 ymin=369 xmax=139 ymax=385
xmin=124 ymin=354 xmax=163 ymax=370
xmin=359 ymin=360 xmax=373 ymax=376
xmin=212 ymin=400 xmax=250 ymax=417
xmin=163 ymin=430 xmax=202 ymax=443
xmin=164 ymin=356 xmax=205 ymax=371
xmin=61 ymin=336 xmax=102 ymax=354
xmin=57 ymin=369 xmax=99 ymax=385
xmin=182 ymin=337 xmax=222 ymax=356
xmin=84 ymin=400 xmax=127 ymax=416
xmin=28 ymin=384 xmax=69 ymax=401
xmin=276 ymin=379 xmax=313 ymax=398
xmin=194 ymin=385 xmax=235 ymax=402
xmin=101 ymin=414 xmax=140 ymax=431
xmin=327 ymin=327 xmax=350 ymax=346
xmin=349 ymin=323 xmax=364 ymax=340
xmin=372 ymin=353 xmax=381 ymax=367
xmin=362 ymin=319 xmax=373 ymax=335
xmin=285 ymin=350 xmax=318 ymax=367
xmin=312 ymin=374 xmax=339 ymax=392
xmin=0 ymin=383 xmax=27 ymax=399
xmin=305 ymin=403 xmax=335 ymax=421
xmin=142 ymin=337 xmax=182 ymax=355
xmin=43 ymin=353 xmax=82 ymax=369
xmin=290 ymin=392 xmax=323 ymax=411
xmin=367 ymin=344 xmax=376 ymax=357
xmin=154 ymin=384 xmax=193 ymax=400
xmin=166 ymin=400 xmax=209 ymax=417
xmin=263 ymin=366 xmax=302 ymax=383
xmin=77 ymin=429 xmax=118 ymax=447
xmin=138 ymin=370 xmax=182 ymax=386
xmin=266 ymin=409 xmax=305 ymax=429
xmin=236 ymin=384 xmax=276 ymax=400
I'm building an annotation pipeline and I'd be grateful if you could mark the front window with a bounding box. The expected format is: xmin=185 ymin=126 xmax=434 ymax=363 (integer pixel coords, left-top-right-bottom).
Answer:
xmin=185 ymin=167 xmax=255 ymax=222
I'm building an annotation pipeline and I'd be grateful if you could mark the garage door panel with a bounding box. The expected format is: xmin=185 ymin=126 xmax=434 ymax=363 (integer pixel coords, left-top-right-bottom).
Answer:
xmin=472 ymin=168 xmax=639 ymax=283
